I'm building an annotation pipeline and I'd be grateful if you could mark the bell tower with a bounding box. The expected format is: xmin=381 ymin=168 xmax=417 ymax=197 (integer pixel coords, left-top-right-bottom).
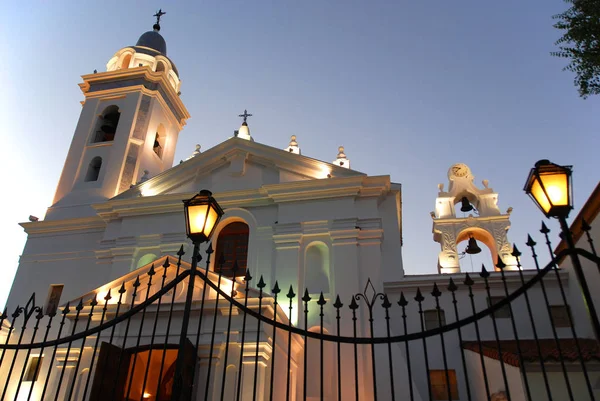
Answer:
xmin=431 ymin=163 xmax=518 ymax=274
xmin=47 ymin=13 xmax=190 ymax=220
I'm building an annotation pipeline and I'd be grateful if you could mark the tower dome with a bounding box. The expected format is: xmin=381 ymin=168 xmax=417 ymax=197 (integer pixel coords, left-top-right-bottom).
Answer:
xmin=135 ymin=28 xmax=167 ymax=55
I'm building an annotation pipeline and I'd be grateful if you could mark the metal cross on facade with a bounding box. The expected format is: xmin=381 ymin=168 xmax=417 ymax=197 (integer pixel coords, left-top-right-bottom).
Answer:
xmin=154 ymin=9 xmax=166 ymax=25
xmin=238 ymin=109 xmax=253 ymax=123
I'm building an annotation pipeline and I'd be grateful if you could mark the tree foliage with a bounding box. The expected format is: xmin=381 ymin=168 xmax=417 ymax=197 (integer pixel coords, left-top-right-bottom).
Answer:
xmin=552 ymin=0 xmax=600 ymax=97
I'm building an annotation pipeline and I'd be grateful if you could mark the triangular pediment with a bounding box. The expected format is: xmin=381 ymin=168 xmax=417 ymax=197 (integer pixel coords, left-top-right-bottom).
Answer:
xmin=116 ymin=137 xmax=365 ymax=199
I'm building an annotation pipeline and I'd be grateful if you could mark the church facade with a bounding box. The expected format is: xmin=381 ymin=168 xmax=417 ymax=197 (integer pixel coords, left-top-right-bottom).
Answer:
xmin=2 ymin=17 xmax=599 ymax=401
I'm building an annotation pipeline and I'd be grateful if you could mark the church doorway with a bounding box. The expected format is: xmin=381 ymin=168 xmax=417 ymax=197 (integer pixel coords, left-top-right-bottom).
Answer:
xmin=89 ymin=340 xmax=196 ymax=401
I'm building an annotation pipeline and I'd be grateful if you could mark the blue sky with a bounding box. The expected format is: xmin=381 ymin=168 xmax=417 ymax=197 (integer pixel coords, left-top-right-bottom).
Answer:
xmin=1 ymin=1 xmax=599 ymax=309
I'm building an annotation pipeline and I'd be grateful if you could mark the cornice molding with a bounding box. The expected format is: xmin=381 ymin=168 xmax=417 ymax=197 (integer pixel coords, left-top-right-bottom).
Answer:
xmin=79 ymin=67 xmax=190 ymax=128
xmin=20 ymin=216 xmax=106 ymax=235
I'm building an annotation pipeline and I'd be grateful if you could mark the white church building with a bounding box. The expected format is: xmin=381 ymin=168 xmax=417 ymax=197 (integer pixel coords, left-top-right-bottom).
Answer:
xmin=1 ymin=16 xmax=599 ymax=401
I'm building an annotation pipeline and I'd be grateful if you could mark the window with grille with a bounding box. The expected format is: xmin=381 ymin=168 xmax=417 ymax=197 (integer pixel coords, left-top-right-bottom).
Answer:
xmin=430 ymin=369 xmax=459 ymax=400
xmin=550 ymin=305 xmax=571 ymax=327
xmin=424 ymin=309 xmax=446 ymax=330
xmin=214 ymin=222 xmax=249 ymax=278
xmin=488 ymin=296 xmax=511 ymax=318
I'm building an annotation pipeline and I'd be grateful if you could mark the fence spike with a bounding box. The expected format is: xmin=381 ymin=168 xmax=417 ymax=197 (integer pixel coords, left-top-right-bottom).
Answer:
xmin=177 ymin=244 xmax=185 ymax=256
xmin=62 ymin=302 xmax=71 ymax=314
xmin=540 ymin=221 xmax=550 ymax=234
xmin=333 ymin=295 xmax=343 ymax=309
xmin=119 ymin=282 xmax=127 ymax=294
xmin=511 ymin=244 xmax=522 ymax=257
xmin=496 ymin=256 xmax=507 ymax=269
xmin=272 ymin=281 xmax=281 ymax=294
xmin=464 ymin=272 xmax=474 ymax=286
xmin=287 ymin=285 xmax=295 ymax=299
xmin=11 ymin=305 xmax=22 ymax=319
xmin=447 ymin=277 xmax=458 ymax=292
xmin=302 ymin=288 xmax=311 ymax=303
xmin=89 ymin=295 xmax=98 ymax=307
xmin=526 ymin=234 xmax=537 ymax=247
xmin=0 ymin=307 xmax=7 ymax=320
xmin=398 ymin=292 xmax=408 ymax=307
xmin=76 ymin=298 xmax=84 ymax=311
xmin=349 ymin=296 xmax=359 ymax=310
xmin=232 ymin=259 xmax=239 ymax=275
xmin=257 ymin=275 xmax=266 ymax=289
xmin=104 ymin=289 xmax=112 ymax=301
xmin=206 ymin=242 xmax=214 ymax=254
xmin=414 ymin=288 xmax=424 ymax=302
xmin=163 ymin=256 xmax=171 ymax=268
xmin=244 ymin=269 xmax=253 ymax=282
xmin=381 ymin=294 xmax=392 ymax=308
xmin=431 ymin=283 xmax=442 ymax=297
xmin=582 ymin=218 xmax=591 ymax=231
xmin=148 ymin=263 xmax=156 ymax=276
xmin=317 ymin=292 xmax=326 ymax=306
xmin=480 ymin=264 xmax=490 ymax=278
xmin=133 ymin=275 xmax=141 ymax=288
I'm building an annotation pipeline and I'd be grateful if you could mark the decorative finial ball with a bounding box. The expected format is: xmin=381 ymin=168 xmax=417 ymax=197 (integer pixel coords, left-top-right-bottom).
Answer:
xmin=291 ymin=135 xmax=296 ymax=141
xmin=338 ymin=146 xmax=344 ymax=152
xmin=153 ymin=23 xmax=161 ymax=31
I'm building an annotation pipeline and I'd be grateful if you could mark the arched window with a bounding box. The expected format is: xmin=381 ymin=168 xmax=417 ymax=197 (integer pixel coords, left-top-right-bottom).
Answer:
xmin=85 ymin=157 xmax=102 ymax=182
xmin=93 ymin=106 xmax=120 ymax=143
xmin=153 ymin=124 xmax=165 ymax=158
xmin=305 ymin=243 xmax=330 ymax=294
xmin=121 ymin=54 xmax=132 ymax=69
xmin=215 ymin=222 xmax=249 ymax=278
xmin=156 ymin=61 xmax=166 ymax=73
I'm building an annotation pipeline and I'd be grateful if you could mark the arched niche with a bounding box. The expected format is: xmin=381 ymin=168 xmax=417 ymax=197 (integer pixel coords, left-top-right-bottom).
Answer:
xmin=136 ymin=253 xmax=158 ymax=270
xmin=304 ymin=242 xmax=330 ymax=295
xmin=121 ymin=53 xmax=132 ymax=69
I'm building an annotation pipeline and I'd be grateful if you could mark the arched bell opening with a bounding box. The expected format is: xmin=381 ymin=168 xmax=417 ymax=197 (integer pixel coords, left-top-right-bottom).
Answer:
xmin=92 ymin=105 xmax=121 ymax=143
xmin=456 ymin=228 xmax=498 ymax=272
xmin=453 ymin=192 xmax=478 ymax=217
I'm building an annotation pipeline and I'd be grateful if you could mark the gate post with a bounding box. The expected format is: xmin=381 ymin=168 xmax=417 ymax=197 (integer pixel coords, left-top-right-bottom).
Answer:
xmin=172 ymin=241 xmax=200 ymax=401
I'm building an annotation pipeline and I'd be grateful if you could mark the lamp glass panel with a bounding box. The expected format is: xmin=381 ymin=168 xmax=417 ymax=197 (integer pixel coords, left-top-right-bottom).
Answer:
xmin=540 ymin=172 xmax=569 ymax=207
xmin=188 ymin=204 xmax=209 ymax=235
xmin=530 ymin=179 xmax=552 ymax=214
xmin=204 ymin=207 xmax=219 ymax=238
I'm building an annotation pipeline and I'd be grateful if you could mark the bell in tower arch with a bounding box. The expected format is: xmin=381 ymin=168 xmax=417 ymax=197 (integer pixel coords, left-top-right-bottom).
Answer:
xmin=100 ymin=110 xmax=121 ymax=140
xmin=460 ymin=196 xmax=474 ymax=213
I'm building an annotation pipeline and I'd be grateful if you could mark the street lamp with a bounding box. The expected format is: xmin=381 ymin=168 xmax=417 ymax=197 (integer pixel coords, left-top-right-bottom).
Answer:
xmin=173 ymin=190 xmax=223 ymax=400
xmin=183 ymin=189 xmax=224 ymax=244
xmin=524 ymin=159 xmax=572 ymax=219
xmin=524 ymin=160 xmax=600 ymax=341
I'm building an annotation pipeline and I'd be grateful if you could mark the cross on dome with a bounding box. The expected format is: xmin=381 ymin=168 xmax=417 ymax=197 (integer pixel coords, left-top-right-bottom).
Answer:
xmin=236 ymin=109 xmax=253 ymax=141
xmin=238 ymin=109 xmax=253 ymax=124
xmin=153 ymin=9 xmax=166 ymax=31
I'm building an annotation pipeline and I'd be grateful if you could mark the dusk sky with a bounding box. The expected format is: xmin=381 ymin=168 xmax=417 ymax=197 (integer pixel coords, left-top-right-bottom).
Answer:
xmin=1 ymin=1 xmax=599 ymax=309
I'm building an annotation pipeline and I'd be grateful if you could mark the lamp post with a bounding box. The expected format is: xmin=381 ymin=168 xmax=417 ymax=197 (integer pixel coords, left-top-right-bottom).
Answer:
xmin=172 ymin=190 xmax=224 ymax=400
xmin=524 ymin=160 xmax=600 ymax=341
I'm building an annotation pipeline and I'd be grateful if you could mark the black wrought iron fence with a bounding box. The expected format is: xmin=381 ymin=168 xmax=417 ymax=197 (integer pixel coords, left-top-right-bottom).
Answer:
xmin=1 ymin=221 xmax=599 ymax=401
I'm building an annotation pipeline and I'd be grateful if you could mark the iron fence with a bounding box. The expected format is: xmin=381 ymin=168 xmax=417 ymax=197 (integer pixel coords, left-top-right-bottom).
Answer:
xmin=1 ymin=221 xmax=599 ymax=401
